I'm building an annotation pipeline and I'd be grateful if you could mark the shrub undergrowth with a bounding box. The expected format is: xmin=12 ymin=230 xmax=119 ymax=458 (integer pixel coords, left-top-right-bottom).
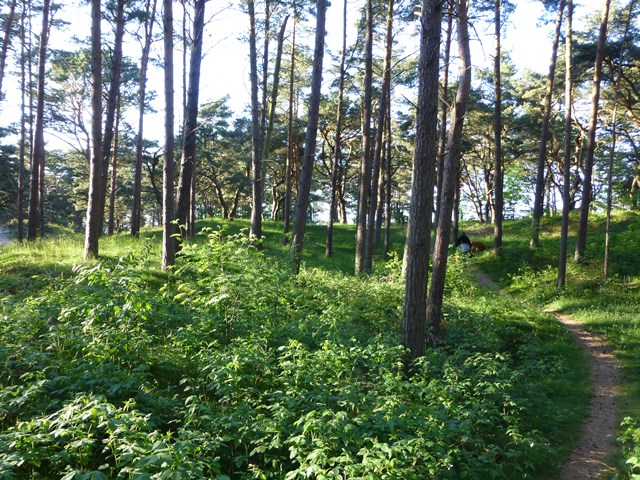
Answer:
xmin=0 ymin=224 xmax=589 ymax=479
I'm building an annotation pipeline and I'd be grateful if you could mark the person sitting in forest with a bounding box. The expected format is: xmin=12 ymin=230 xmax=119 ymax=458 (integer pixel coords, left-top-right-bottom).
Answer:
xmin=453 ymin=232 xmax=473 ymax=258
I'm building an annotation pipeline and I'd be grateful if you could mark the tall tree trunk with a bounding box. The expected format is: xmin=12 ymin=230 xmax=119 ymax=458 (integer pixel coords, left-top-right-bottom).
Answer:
xmin=426 ymin=0 xmax=471 ymax=344
xmin=574 ymin=0 xmax=610 ymax=262
xmin=84 ymin=0 xmax=102 ymax=259
xmin=27 ymin=0 xmax=50 ymax=242
xmin=354 ymin=0 xmax=373 ymax=275
xmin=283 ymin=14 xmax=296 ymax=244
xmin=531 ymin=0 xmax=565 ymax=248
xmin=558 ymin=0 xmax=573 ymax=288
xmin=326 ymin=0 xmax=347 ymax=257
xmin=262 ymin=15 xmax=289 ymax=197
xmin=17 ymin=5 xmax=27 ymax=242
xmin=492 ymin=0 xmax=504 ymax=252
xmin=176 ymin=0 xmax=206 ymax=237
xmin=162 ymin=0 xmax=176 ymax=270
xmin=401 ymin=0 xmax=443 ymax=361
xmin=434 ymin=0 xmax=453 ymax=227
xmin=108 ymin=101 xmax=121 ymax=236
xmin=364 ymin=0 xmax=394 ymax=271
xmin=131 ymin=0 xmax=157 ymax=237
xmin=289 ymin=0 xmax=326 ymax=273
xmin=100 ymin=0 xmax=126 ymax=233
xmin=0 ymin=0 xmax=17 ymax=98
xmin=248 ymin=0 xmax=263 ymax=245
xmin=604 ymin=0 xmax=635 ymax=279
xmin=384 ymin=100 xmax=392 ymax=257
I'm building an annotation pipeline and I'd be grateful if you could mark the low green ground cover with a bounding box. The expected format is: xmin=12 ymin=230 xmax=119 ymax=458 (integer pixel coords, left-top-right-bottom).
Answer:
xmin=472 ymin=211 xmax=640 ymax=479
xmin=0 ymin=222 xmax=589 ymax=478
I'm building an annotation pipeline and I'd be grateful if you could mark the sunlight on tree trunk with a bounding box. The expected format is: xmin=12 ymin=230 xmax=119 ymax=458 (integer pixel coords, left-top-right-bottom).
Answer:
xmin=248 ymin=0 xmax=263 ymax=247
xmin=557 ymin=0 xmax=573 ymax=289
xmin=401 ymin=0 xmax=443 ymax=361
xmin=354 ymin=0 xmax=373 ymax=275
xmin=162 ymin=0 xmax=176 ymax=270
xmin=531 ymin=0 xmax=565 ymax=249
xmin=290 ymin=0 xmax=327 ymax=274
xmin=574 ymin=0 xmax=610 ymax=263
xmin=426 ymin=0 xmax=471 ymax=345
xmin=84 ymin=0 xmax=102 ymax=260
xmin=492 ymin=0 xmax=504 ymax=252
xmin=176 ymin=0 xmax=206 ymax=239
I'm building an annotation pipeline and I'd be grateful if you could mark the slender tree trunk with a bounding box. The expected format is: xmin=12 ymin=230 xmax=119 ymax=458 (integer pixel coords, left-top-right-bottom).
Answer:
xmin=0 ymin=0 xmax=17 ymax=98
xmin=426 ymin=0 xmax=471 ymax=344
xmin=176 ymin=0 xmax=206 ymax=237
xmin=531 ymin=0 xmax=565 ymax=248
xmin=492 ymin=0 xmax=504 ymax=252
xmin=263 ymin=15 xmax=289 ymax=192
xmin=17 ymin=6 xmax=27 ymax=242
xmin=558 ymin=0 xmax=573 ymax=288
xmin=574 ymin=0 xmax=610 ymax=262
xmin=326 ymin=0 xmax=347 ymax=257
xmin=248 ymin=0 xmax=263 ymax=245
xmin=364 ymin=0 xmax=394 ymax=271
xmin=27 ymin=0 xmax=50 ymax=242
xmin=283 ymin=15 xmax=296 ymax=244
xmin=131 ymin=0 xmax=157 ymax=237
xmin=384 ymin=101 xmax=392 ymax=256
xmin=604 ymin=0 xmax=635 ymax=279
xmin=401 ymin=0 xmax=443 ymax=361
xmin=434 ymin=0 xmax=453 ymax=227
xmin=162 ymin=0 xmax=176 ymax=270
xmin=354 ymin=0 xmax=373 ymax=275
xmin=289 ymin=0 xmax=326 ymax=273
xmin=108 ymin=101 xmax=121 ymax=236
xmin=84 ymin=0 xmax=102 ymax=259
xmin=99 ymin=0 xmax=126 ymax=233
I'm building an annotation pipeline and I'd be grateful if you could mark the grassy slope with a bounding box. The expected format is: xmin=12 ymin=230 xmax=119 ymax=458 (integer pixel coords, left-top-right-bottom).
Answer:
xmin=468 ymin=210 xmax=640 ymax=478
xmin=0 ymin=215 xmax=626 ymax=478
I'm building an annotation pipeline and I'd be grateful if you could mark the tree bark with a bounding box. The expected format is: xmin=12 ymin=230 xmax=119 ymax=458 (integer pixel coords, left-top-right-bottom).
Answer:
xmin=604 ymin=0 xmax=635 ymax=279
xmin=574 ymin=0 xmax=610 ymax=262
xmin=426 ymin=0 xmax=471 ymax=345
xmin=17 ymin=5 xmax=27 ymax=242
xmin=531 ymin=0 xmax=565 ymax=248
xmin=283 ymin=14 xmax=296 ymax=244
xmin=84 ymin=0 xmax=102 ymax=259
xmin=326 ymin=0 xmax=347 ymax=257
xmin=248 ymin=0 xmax=263 ymax=245
xmin=558 ymin=0 xmax=573 ymax=288
xmin=27 ymin=0 xmax=50 ymax=241
xmin=0 ymin=0 xmax=17 ymax=99
xmin=354 ymin=0 xmax=373 ymax=275
xmin=364 ymin=0 xmax=394 ymax=271
xmin=289 ymin=0 xmax=326 ymax=273
xmin=492 ymin=0 xmax=504 ymax=252
xmin=108 ymin=101 xmax=121 ymax=236
xmin=434 ymin=0 xmax=453 ymax=227
xmin=162 ymin=0 xmax=176 ymax=270
xmin=176 ymin=0 xmax=206 ymax=237
xmin=401 ymin=0 xmax=443 ymax=361
xmin=99 ymin=0 xmax=126 ymax=233
xmin=131 ymin=0 xmax=158 ymax=237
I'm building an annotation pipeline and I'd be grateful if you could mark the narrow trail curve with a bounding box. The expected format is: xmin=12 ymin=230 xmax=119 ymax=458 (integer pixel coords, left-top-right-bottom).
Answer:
xmin=471 ymin=268 xmax=622 ymax=479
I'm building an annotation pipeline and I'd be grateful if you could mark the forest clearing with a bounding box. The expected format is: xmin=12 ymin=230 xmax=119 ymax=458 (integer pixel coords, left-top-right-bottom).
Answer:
xmin=0 ymin=214 xmax=638 ymax=479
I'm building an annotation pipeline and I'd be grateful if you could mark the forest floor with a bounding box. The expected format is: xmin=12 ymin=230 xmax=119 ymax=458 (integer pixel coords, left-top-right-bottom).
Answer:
xmin=471 ymin=267 xmax=622 ymax=479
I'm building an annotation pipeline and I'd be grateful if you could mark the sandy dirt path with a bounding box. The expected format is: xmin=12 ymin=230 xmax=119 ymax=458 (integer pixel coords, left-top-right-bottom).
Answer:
xmin=472 ymin=267 xmax=622 ymax=479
